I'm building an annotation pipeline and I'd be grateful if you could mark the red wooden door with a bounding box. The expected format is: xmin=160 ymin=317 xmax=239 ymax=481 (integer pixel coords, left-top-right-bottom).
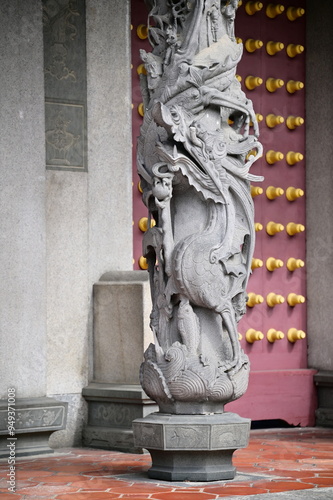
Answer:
xmin=131 ymin=0 xmax=316 ymax=426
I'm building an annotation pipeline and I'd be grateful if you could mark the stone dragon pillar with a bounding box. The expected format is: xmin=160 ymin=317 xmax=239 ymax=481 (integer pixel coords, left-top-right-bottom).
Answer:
xmin=133 ymin=0 xmax=263 ymax=481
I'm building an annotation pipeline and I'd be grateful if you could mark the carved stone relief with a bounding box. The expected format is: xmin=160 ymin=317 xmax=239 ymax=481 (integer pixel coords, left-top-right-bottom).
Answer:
xmin=165 ymin=424 xmax=210 ymax=449
xmin=89 ymin=402 xmax=133 ymax=428
xmin=43 ymin=0 xmax=80 ymax=85
xmin=45 ymin=102 xmax=85 ymax=169
xmin=134 ymin=422 xmax=164 ymax=449
xmin=0 ymin=406 xmax=66 ymax=432
xmin=43 ymin=0 xmax=87 ymax=171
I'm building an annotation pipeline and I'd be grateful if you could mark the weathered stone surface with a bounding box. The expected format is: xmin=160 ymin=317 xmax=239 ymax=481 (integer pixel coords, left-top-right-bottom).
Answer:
xmin=0 ymin=0 xmax=47 ymax=401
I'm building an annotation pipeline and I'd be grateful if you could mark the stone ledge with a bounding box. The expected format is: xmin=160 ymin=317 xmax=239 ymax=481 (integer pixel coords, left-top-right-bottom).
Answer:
xmin=0 ymin=397 xmax=68 ymax=457
xmin=82 ymin=383 xmax=152 ymax=403
xmin=82 ymin=383 xmax=158 ymax=453
xmin=99 ymin=270 xmax=149 ymax=282
xmin=0 ymin=397 xmax=67 ymax=434
xmin=314 ymin=371 xmax=333 ymax=387
xmin=83 ymin=425 xmax=141 ymax=454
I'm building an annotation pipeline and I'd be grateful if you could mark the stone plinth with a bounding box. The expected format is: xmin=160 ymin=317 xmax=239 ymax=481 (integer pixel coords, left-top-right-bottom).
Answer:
xmin=93 ymin=271 xmax=153 ymax=384
xmin=83 ymin=383 xmax=158 ymax=453
xmin=0 ymin=398 xmax=68 ymax=457
xmin=82 ymin=271 xmax=155 ymax=452
xmin=133 ymin=412 xmax=250 ymax=481
xmin=314 ymin=371 xmax=333 ymax=427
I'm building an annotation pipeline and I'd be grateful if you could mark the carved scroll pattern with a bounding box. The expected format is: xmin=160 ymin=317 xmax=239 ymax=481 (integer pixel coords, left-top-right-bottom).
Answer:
xmin=43 ymin=0 xmax=79 ymax=81
xmin=90 ymin=403 xmax=132 ymax=427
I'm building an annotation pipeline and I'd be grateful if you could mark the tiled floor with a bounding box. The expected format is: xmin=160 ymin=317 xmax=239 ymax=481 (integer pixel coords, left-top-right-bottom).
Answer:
xmin=1 ymin=428 xmax=333 ymax=499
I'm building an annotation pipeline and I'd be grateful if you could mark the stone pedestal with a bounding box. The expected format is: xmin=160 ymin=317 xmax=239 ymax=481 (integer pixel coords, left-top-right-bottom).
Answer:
xmin=314 ymin=371 xmax=333 ymax=427
xmin=0 ymin=398 xmax=68 ymax=458
xmin=92 ymin=271 xmax=153 ymax=384
xmin=82 ymin=383 xmax=158 ymax=453
xmin=82 ymin=271 xmax=155 ymax=452
xmin=133 ymin=412 xmax=250 ymax=481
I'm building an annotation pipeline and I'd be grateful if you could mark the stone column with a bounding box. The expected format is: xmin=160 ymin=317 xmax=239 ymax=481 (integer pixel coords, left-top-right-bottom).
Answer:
xmin=133 ymin=0 xmax=260 ymax=480
xmin=0 ymin=0 xmax=67 ymax=456
xmin=306 ymin=0 xmax=333 ymax=427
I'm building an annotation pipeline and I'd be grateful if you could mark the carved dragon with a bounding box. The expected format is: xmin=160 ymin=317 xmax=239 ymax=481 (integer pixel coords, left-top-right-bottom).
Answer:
xmin=137 ymin=0 xmax=263 ymax=413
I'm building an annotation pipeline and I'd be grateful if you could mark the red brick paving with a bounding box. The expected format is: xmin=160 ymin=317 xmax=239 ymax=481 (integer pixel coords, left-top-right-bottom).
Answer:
xmin=0 ymin=428 xmax=332 ymax=499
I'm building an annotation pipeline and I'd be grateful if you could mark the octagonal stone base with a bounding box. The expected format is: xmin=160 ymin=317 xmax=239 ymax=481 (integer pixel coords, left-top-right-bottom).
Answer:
xmin=133 ymin=412 xmax=250 ymax=481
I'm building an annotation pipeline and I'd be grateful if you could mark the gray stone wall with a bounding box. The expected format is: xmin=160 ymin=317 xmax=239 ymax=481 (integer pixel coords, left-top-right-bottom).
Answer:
xmin=47 ymin=0 xmax=133 ymax=446
xmin=0 ymin=0 xmax=133 ymax=447
xmin=0 ymin=0 xmax=47 ymax=399
xmin=306 ymin=0 xmax=333 ymax=371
